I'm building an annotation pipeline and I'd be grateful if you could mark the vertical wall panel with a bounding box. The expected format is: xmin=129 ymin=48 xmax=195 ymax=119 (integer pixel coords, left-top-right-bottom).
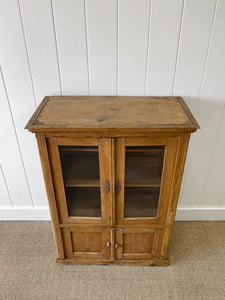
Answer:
xmin=180 ymin=0 xmax=225 ymax=208
xmin=118 ymin=0 xmax=150 ymax=95
xmin=146 ymin=0 xmax=183 ymax=96
xmin=85 ymin=0 xmax=117 ymax=95
xmin=19 ymin=0 xmax=61 ymax=104
xmin=222 ymin=192 xmax=225 ymax=208
xmin=52 ymin=0 xmax=89 ymax=95
xmin=196 ymin=0 xmax=225 ymax=208
xmin=0 ymin=68 xmax=31 ymax=206
xmin=173 ymin=0 xmax=216 ymax=96
xmin=0 ymin=165 xmax=11 ymax=207
xmin=0 ymin=0 xmax=47 ymax=207
xmin=0 ymin=0 xmax=225 ymax=218
xmin=199 ymin=0 xmax=225 ymax=102
xmin=180 ymin=102 xmax=223 ymax=208
xmin=177 ymin=96 xmax=200 ymax=209
xmin=201 ymin=105 xmax=225 ymax=207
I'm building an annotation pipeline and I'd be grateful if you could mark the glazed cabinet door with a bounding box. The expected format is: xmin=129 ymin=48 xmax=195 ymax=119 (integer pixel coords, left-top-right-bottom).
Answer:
xmin=115 ymin=137 xmax=180 ymax=226
xmin=47 ymin=137 xmax=113 ymax=226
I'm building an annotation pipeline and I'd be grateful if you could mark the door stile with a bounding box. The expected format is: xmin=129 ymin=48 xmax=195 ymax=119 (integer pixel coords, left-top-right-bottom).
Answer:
xmin=110 ymin=228 xmax=115 ymax=261
xmin=98 ymin=138 xmax=113 ymax=226
xmin=115 ymin=138 xmax=126 ymax=226
xmin=157 ymin=137 xmax=180 ymax=223
xmin=61 ymin=229 xmax=73 ymax=258
xmin=115 ymin=228 xmax=123 ymax=260
xmin=47 ymin=136 xmax=69 ymax=224
xmin=111 ymin=139 xmax=116 ymax=227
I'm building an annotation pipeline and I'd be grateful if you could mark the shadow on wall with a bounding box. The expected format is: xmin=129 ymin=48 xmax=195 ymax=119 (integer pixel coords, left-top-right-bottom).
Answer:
xmin=178 ymin=96 xmax=225 ymax=209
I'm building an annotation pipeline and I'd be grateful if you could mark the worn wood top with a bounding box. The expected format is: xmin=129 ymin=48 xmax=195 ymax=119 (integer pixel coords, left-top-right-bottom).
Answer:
xmin=25 ymin=96 xmax=200 ymax=133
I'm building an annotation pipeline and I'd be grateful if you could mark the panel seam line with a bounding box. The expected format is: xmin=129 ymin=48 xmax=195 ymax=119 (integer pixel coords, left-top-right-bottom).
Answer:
xmin=171 ymin=0 xmax=185 ymax=96
xmin=144 ymin=0 xmax=152 ymax=96
xmin=0 ymin=66 xmax=34 ymax=207
xmin=50 ymin=0 xmax=63 ymax=95
xmin=84 ymin=0 xmax=91 ymax=95
xmin=17 ymin=0 xmax=37 ymax=107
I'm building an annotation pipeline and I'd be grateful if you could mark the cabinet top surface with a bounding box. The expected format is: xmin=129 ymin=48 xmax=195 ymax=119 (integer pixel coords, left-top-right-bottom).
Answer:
xmin=25 ymin=96 xmax=200 ymax=133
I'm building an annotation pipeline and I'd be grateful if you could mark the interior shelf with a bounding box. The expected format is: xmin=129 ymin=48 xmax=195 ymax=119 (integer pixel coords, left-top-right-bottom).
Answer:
xmin=61 ymin=146 xmax=98 ymax=152
xmin=65 ymin=179 xmax=100 ymax=187
xmin=125 ymin=178 xmax=161 ymax=187
xmin=126 ymin=146 xmax=165 ymax=152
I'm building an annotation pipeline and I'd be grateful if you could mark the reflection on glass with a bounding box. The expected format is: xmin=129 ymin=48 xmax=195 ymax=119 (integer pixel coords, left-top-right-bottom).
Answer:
xmin=124 ymin=146 xmax=165 ymax=218
xmin=59 ymin=146 xmax=101 ymax=218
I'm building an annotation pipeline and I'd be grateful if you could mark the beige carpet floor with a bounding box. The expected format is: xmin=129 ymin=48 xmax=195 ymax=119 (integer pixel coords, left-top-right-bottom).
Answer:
xmin=0 ymin=222 xmax=225 ymax=300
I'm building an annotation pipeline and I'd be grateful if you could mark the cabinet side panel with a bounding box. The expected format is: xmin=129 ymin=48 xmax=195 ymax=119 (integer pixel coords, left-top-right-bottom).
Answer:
xmin=35 ymin=133 xmax=64 ymax=259
xmin=161 ymin=133 xmax=191 ymax=259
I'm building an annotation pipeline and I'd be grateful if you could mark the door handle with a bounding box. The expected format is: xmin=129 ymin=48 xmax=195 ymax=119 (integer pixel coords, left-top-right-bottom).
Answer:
xmin=115 ymin=180 xmax=121 ymax=193
xmin=106 ymin=242 xmax=111 ymax=248
xmin=104 ymin=179 xmax=110 ymax=193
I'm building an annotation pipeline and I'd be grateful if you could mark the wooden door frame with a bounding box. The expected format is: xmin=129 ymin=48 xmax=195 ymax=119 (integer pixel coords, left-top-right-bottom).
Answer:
xmin=47 ymin=136 xmax=113 ymax=226
xmin=115 ymin=136 xmax=180 ymax=226
xmin=115 ymin=226 xmax=164 ymax=260
xmin=61 ymin=225 xmax=112 ymax=260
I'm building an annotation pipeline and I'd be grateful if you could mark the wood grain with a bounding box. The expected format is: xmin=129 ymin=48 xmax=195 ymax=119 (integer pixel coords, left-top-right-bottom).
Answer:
xmin=99 ymin=138 xmax=113 ymax=226
xmin=36 ymin=133 xmax=64 ymax=259
xmin=161 ymin=133 xmax=191 ymax=259
xmin=61 ymin=226 xmax=111 ymax=260
xmin=26 ymin=96 xmax=200 ymax=132
xmin=29 ymin=97 xmax=198 ymax=265
xmin=115 ymin=227 xmax=164 ymax=260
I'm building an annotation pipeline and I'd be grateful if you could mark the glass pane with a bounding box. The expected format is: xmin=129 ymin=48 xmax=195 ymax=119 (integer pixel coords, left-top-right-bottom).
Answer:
xmin=124 ymin=146 xmax=165 ymax=218
xmin=65 ymin=187 xmax=101 ymax=217
xmin=59 ymin=146 xmax=101 ymax=218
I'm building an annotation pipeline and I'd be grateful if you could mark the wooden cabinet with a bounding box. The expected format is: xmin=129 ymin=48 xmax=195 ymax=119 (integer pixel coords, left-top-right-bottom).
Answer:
xmin=26 ymin=96 xmax=199 ymax=266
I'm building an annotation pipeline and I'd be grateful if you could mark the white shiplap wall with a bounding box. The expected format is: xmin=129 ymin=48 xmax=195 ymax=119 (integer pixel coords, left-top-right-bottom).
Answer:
xmin=0 ymin=0 xmax=225 ymax=220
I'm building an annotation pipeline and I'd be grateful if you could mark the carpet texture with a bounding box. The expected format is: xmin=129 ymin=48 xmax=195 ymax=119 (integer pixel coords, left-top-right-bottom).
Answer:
xmin=0 ymin=221 xmax=224 ymax=300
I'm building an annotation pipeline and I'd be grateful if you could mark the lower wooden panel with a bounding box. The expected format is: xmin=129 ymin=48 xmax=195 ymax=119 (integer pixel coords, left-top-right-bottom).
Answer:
xmin=60 ymin=225 xmax=165 ymax=264
xmin=56 ymin=258 xmax=169 ymax=266
xmin=115 ymin=227 xmax=164 ymax=260
xmin=61 ymin=226 xmax=111 ymax=260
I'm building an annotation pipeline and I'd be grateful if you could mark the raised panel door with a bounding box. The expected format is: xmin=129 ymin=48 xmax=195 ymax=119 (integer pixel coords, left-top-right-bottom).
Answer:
xmin=61 ymin=226 xmax=112 ymax=261
xmin=115 ymin=227 xmax=164 ymax=260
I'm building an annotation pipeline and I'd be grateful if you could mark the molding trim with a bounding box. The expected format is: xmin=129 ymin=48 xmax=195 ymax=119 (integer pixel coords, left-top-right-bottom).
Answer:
xmin=0 ymin=207 xmax=224 ymax=221
xmin=175 ymin=208 xmax=225 ymax=221
xmin=0 ymin=207 xmax=51 ymax=221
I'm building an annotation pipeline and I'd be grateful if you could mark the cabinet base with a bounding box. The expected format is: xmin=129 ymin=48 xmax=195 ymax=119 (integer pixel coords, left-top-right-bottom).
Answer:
xmin=56 ymin=258 xmax=169 ymax=266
